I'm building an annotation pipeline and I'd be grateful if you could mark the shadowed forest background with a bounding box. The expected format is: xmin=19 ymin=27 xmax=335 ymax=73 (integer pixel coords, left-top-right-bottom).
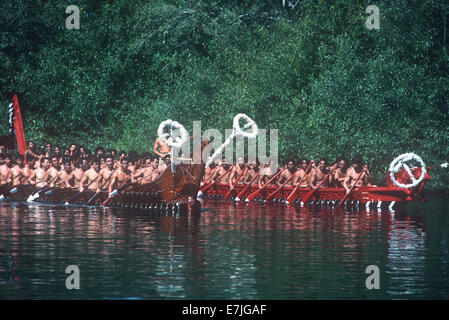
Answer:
xmin=1 ymin=0 xmax=448 ymax=188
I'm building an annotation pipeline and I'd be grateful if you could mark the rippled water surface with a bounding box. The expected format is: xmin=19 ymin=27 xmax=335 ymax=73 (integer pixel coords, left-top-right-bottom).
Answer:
xmin=0 ymin=195 xmax=448 ymax=299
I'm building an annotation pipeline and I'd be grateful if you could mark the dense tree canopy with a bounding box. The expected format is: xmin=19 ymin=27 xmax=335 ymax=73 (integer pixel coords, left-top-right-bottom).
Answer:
xmin=1 ymin=0 xmax=448 ymax=188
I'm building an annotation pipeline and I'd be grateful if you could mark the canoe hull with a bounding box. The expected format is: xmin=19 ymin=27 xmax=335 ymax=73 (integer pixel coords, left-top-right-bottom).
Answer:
xmin=0 ymin=162 xmax=205 ymax=212
xmin=201 ymin=183 xmax=428 ymax=206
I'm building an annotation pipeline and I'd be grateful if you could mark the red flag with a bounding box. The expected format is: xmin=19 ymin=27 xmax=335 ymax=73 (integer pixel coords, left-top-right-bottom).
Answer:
xmin=12 ymin=94 xmax=27 ymax=156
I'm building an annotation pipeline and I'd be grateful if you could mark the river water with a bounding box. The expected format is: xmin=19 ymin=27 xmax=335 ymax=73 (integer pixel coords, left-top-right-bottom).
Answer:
xmin=0 ymin=195 xmax=448 ymax=300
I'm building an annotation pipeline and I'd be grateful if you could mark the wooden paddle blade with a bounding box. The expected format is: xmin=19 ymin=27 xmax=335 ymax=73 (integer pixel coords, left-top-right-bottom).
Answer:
xmin=301 ymin=189 xmax=316 ymax=204
xmin=286 ymin=161 xmax=313 ymax=204
xmin=86 ymin=193 xmax=98 ymax=205
xmin=235 ymin=188 xmax=248 ymax=201
xmin=66 ymin=192 xmax=82 ymax=204
xmin=102 ymin=197 xmax=111 ymax=207
xmin=200 ymin=183 xmax=212 ymax=193
xmin=339 ymin=192 xmax=352 ymax=207
xmin=223 ymin=188 xmax=234 ymax=200
xmin=264 ymin=189 xmax=278 ymax=202
xmin=286 ymin=186 xmax=299 ymax=203
xmin=338 ymin=170 xmax=365 ymax=207
xmin=236 ymin=172 xmax=260 ymax=201
xmin=246 ymin=189 xmax=260 ymax=202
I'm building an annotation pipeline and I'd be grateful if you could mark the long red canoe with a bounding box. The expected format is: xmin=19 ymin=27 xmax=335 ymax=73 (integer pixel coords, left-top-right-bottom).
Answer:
xmin=199 ymin=168 xmax=431 ymax=209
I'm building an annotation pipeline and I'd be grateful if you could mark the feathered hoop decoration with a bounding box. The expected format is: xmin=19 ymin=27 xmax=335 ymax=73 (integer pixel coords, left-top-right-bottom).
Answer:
xmin=205 ymin=114 xmax=258 ymax=167
xmin=388 ymin=152 xmax=426 ymax=189
xmin=157 ymin=119 xmax=189 ymax=149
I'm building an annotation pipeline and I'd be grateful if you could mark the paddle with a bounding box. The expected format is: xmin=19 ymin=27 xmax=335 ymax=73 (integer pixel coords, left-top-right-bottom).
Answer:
xmin=85 ymin=174 xmax=114 ymax=205
xmin=245 ymin=169 xmax=283 ymax=202
xmin=27 ymin=175 xmax=59 ymax=202
xmin=0 ymin=183 xmax=13 ymax=200
xmin=224 ymin=165 xmax=248 ymax=200
xmin=339 ymin=169 xmax=366 ymax=207
xmin=235 ymin=171 xmax=260 ymax=202
xmin=64 ymin=174 xmax=100 ymax=205
xmin=197 ymin=167 xmax=233 ymax=197
xmin=264 ymin=170 xmax=297 ymax=203
xmin=43 ymin=179 xmax=73 ymax=195
xmin=102 ymin=171 xmax=154 ymax=207
xmin=285 ymin=161 xmax=314 ymax=204
xmin=200 ymin=165 xmax=216 ymax=187
xmin=300 ymin=167 xmax=336 ymax=205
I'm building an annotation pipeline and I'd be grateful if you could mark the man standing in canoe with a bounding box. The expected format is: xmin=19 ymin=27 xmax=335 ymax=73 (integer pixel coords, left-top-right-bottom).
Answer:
xmin=153 ymin=137 xmax=171 ymax=163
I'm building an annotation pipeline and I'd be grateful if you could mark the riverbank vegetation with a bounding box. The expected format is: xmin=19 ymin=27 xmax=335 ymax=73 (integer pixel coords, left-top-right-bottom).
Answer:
xmin=1 ymin=0 xmax=448 ymax=188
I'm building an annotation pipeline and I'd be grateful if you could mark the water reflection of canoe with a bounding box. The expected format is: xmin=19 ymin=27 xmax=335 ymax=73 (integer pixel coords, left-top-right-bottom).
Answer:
xmin=1 ymin=163 xmax=205 ymax=213
xmin=200 ymin=169 xmax=432 ymax=210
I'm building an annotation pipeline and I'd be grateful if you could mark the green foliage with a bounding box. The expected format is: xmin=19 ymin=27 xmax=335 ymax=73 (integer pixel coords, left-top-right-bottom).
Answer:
xmin=1 ymin=0 xmax=448 ymax=189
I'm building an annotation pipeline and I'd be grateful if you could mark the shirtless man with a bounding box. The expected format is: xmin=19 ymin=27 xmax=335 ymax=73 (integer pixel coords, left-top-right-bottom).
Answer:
xmin=22 ymin=155 xmax=36 ymax=185
xmin=69 ymin=144 xmax=78 ymax=158
xmin=310 ymin=158 xmax=330 ymax=189
xmin=276 ymin=159 xmax=297 ymax=187
xmin=11 ymin=154 xmax=24 ymax=186
xmin=293 ymin=158 xmax=314 ymax=188
xmin=210 ymin=159 xmax=231 ymax=184
xmin=72 ymin=160 xmax=86 ymax=188
xmin=58 ymin=161 xmax=74 ymax=188
xmin=243 ymin=160 xmax=259 ymax=185
xmin=202 ymin=160 xmax=217 ymax=186
xmin=51 ymin=155 xmax=61 ymax=170
xmin=53 ymin=145 xmax=62 ymax=164
xmin=132 ymin=157 xmax=154 ymax=185
xmin=0 ymin=154 xmax=12 ymax=186
xmin=157 ymin=155 xmax=170 ymax=174
xmin=127 ymin=158 xmax=136 ymax=176
xmin=99 ymin=156 xmax=106 ymax=169
xmin=333 ymin=158 xmax=349 ymax=188
xmin=228 ymin=157 xmax=247 ymax=191
xmin=45 ymin=143 xmax=53 ymax=158
xmin=47 ymin=156 xmax=61 ymax=187
xmin=150 ymin=156 xmax=162 ymax=181
xmin=79 ymin=160 xmax=100 ymax=193
xmin=96 ymin=155 xmax=115 ymax=193
xmin=343 ymin=155 xmax=372 ymax=194
xmin=35 ymin=157 xmax=52 ymax=188
xmin=95 ymin=146 xmax=105 ymax=159
xmin=25 ymin=141 xmax=40 ymax=161
xmin=108 ymin=158 xmax=131 ymax=195
xmin=258 ymin=160 xmax=274 ymax=189
xmin=153 ymin=137 xmax=171 ymax=160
